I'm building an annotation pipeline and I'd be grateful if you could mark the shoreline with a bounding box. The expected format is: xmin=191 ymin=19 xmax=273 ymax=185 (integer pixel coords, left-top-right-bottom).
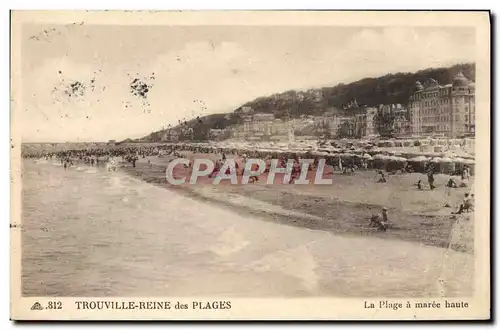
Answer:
xmin=119 ymin=158 xmax=473 ymax=254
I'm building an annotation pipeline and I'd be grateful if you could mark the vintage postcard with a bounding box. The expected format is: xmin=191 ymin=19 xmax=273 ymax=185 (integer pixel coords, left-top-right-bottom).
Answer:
xmin=10 ymin=10 xmax=491 ymax=320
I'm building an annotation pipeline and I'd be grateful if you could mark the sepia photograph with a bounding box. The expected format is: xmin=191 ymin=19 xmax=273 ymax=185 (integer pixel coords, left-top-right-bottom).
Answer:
xmin=10 ymin=10 xmax=491 ymax=320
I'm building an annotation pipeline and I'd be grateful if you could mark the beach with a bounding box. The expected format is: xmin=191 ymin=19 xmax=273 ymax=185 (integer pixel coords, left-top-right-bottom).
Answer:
xmin=21 ymin=159 xmax=474 ymax=297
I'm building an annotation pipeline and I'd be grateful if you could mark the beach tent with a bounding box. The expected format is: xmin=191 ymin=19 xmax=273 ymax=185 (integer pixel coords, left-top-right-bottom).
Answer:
xmin=438 ymin=156 xmax=455 ymax=175
xmin=408 ymin=155 xmax=429 ymax=173
xmin=429 ymin=157 xmax=443 ymax=173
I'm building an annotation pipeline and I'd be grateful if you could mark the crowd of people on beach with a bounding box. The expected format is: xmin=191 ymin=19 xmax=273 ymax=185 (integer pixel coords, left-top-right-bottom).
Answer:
xmin=23 ymin=142 xmax=475 ymax=233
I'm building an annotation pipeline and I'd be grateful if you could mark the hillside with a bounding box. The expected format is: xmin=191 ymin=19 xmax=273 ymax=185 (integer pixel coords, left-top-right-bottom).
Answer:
xmin=137 ymin=62 xmax=475 ymax=142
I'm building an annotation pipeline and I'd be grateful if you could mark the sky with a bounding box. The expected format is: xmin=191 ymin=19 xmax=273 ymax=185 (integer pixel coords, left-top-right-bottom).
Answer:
xmin=20 ymin=24 xmax=476 ymax=142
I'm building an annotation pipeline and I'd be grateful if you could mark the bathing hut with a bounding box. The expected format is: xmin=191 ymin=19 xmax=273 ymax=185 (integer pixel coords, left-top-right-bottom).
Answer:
xmin=372 ymin=154 xmax=385 ymax=170
xmin=438 ymin=156 xmax=455 ymax=175
xmin=429 ymin=157 xmax=442 ymax=173
xmin=462 ymin=158 xmax=475 ymax=176
xmin=386 ymin=155 xmax=407 ymax=173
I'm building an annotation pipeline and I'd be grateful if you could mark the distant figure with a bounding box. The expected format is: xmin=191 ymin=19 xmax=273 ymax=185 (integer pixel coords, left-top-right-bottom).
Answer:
xmin=427 ymin=167 xmax=436 ymax=190
xmin=461 ymin=166 xmax=470 ymax=180
xmin=446 ymin=178 xmax=458 ymax=188
xmin=415 ymin=180 xmax=422 ymax=190
xmin=369 ymin=207 xmax=389 ymax=231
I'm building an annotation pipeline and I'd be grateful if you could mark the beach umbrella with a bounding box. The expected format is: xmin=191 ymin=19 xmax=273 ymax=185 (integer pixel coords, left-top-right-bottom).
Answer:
xmin=339 ymin=152 xmax=355 ymax=163
xmin=311 ymin=151 xmax=325 ymax=156
xmin=428 ymin=157 xmax=443 ymax=173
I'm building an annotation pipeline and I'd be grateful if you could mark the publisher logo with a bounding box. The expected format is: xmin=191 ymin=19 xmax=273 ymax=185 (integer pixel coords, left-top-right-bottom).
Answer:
xmin=30 ymin=302 xmax=44 ymax=310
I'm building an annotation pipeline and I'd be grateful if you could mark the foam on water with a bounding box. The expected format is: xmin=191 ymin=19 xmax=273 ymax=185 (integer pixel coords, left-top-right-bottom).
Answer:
xmin=21 ymin=159 xmax=473 ymax=297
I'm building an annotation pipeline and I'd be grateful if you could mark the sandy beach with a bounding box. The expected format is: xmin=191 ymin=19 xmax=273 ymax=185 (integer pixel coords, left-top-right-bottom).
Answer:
xmin=120 ymin=153 xmax=474 ymax=254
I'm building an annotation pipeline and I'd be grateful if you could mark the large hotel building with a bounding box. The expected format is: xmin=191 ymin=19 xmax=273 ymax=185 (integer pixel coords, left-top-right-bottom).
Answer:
xmin=409 ymin=72 xmax=475 ymax=137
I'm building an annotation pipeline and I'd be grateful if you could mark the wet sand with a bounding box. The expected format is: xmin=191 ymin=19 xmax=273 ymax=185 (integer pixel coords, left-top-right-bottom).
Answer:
xmin=22 ymin=159 xmax=473 ymax=297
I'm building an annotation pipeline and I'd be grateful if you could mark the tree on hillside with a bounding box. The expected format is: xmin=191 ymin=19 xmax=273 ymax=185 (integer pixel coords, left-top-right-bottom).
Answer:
xmin=139 ymin=63 xmax=475 ymax=142
xmin=374 ymin=112 xmax=396 ymax=137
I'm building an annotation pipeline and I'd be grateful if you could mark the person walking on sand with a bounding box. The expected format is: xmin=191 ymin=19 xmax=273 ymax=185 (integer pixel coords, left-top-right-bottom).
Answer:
xmin=453 ymin=193 xmax=473 ymax=214
xmin=377 ymin=170 xmax=387 ymax=183
xmin=446 ymin=177 xmax=458 ymax=188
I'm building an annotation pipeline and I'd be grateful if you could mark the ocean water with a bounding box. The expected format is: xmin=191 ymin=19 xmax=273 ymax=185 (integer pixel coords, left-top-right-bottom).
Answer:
xmin=21 ymin=160 xmax=473 ymax=297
